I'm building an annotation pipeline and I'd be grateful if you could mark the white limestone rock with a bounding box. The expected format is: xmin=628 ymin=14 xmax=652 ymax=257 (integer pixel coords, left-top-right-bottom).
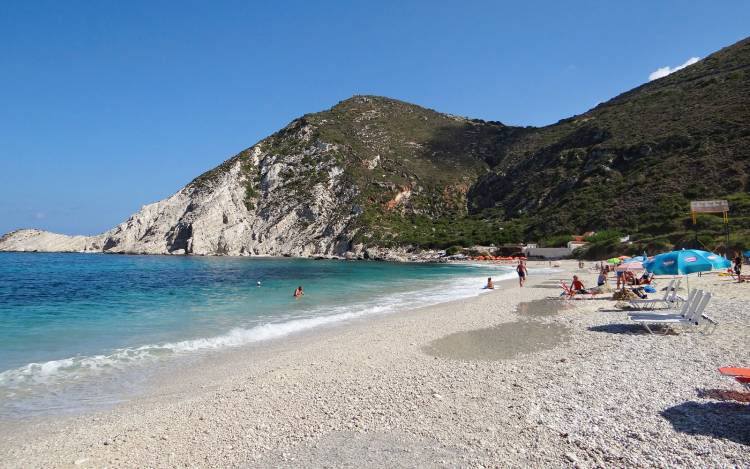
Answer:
xmin=0 ymin=136 xmax=359 ymax=257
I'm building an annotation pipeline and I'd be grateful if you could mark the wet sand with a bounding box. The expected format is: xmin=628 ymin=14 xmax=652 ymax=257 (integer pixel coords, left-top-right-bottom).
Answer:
xmin=422 ymin=298 xmax=572 ymax=361
xmin=516 ymin=299 xmax=568 ymax=317
xmin=422 ymin=320 xmax=571 ymax=361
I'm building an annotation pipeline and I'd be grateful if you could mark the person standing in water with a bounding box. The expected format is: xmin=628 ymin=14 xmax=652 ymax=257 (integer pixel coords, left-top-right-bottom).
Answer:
xmin=516 ymin=261 xmax=527 ymax=287
xmin=293 ymin=286 xmax=304 ymax=298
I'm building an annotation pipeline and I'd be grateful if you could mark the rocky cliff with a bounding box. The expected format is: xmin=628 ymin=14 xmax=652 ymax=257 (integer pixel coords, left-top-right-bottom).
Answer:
xmin=0 ymin=96 xmax=509 ymax=258
xmin=0 ymin=120 xmax=360 ymax=257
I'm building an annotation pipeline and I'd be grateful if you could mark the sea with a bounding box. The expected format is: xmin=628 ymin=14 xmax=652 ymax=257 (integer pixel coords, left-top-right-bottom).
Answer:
xmin=0 ymin=252 xmax=518 ymax=419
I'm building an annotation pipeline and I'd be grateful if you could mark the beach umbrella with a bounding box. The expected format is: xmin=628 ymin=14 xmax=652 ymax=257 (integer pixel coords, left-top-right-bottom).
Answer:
xmin=643 ymin=249 xmax=715 ymax=293
xmin=606 ymin=257 xmax=621 ymax=264
xmin=643 ymin=250 xmax=712 ymax=275
xmin=626 ymin=255 xmax=648 ymax=263
xmin=615 ymin=261 xmax=644 ymax=272
xmin=692 ymin=250 xmax=731 ymax=270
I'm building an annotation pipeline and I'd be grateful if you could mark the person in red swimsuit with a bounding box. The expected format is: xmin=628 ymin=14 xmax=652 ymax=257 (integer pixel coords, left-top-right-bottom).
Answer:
xmin=570 ymin=275 xmax=587 ymax=296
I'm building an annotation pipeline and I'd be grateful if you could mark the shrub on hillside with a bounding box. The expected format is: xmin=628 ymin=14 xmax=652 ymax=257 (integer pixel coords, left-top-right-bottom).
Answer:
xmin=540 ymin=234 xmax=572 ymax=247
xmin=445 ymin=245 xmax=463 ymax=255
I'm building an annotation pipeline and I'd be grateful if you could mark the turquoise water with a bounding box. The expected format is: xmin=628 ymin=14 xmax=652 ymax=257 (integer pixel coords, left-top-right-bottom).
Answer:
xmin=0 ymin=253 xmax=514 ymax=418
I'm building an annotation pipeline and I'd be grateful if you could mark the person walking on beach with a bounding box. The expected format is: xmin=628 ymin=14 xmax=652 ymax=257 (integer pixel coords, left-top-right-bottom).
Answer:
xmin=733 ymin=252 xmax=743 ymax=282
xmin=293 ymin=286 xmax=304 ymax=298
xmin=516 ymin=261 xmax=527 ymax=287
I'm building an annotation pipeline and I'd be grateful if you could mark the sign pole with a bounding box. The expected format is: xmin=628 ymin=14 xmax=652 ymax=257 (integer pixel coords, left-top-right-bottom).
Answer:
xmin=724 ymin=210 xmax=730 ymax=254
xmin=689 ymin=200 xmax=730 ymax=253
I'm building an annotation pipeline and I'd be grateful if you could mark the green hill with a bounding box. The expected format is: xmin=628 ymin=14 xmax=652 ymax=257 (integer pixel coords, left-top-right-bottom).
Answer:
xmin=189 ymin=36 xmax=750 ymax=256
xmin=468 ymin=36 xmax=750 ymax=253
xmin=304 ymin=96 xmax=523 ymax=248
xmin=7 ymin=38 xmax=748 ymax=258
xmin=189 ymin=95 xmax=525 ymax=251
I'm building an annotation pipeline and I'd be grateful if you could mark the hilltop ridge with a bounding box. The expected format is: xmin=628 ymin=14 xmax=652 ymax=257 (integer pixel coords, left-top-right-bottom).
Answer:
xmin=2 ymin=36 xmax=749 ymax=257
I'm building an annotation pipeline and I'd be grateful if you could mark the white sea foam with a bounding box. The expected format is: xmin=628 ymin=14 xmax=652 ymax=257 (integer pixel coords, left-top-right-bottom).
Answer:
xmin=0 ymin=269 xmax=515 ymax=390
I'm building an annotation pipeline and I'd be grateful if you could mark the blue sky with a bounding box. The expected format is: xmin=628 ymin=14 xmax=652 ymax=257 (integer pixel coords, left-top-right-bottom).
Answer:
xmin=1 ymin=1 xmax=748 ymax=235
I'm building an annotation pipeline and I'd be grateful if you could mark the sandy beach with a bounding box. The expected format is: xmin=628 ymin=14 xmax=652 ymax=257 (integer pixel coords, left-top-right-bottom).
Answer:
xmin=1 ymin=260 xmax=748 ymax=468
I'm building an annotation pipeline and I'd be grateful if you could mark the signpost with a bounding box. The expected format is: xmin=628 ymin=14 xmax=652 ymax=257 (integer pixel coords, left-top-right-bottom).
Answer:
xmin=690 ymin=200 xmax=730 ymax=251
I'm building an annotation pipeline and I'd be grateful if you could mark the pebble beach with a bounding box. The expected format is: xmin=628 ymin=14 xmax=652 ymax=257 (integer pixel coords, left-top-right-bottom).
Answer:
xmin=1 ymin=260 xmax=748 ymax=468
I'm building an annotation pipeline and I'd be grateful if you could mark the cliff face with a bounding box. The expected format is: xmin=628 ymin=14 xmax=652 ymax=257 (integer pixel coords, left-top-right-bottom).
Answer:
xmin=1 ymin=96 xmax=498 ymax=258
xmin=0 ymin=121 xmax=358 ymax=256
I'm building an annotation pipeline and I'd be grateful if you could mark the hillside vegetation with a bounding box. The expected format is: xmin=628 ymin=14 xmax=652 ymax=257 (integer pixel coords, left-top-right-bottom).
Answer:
xmin=470 ymin=36 xmax=750 ymax=254
xmin=189 ymin=36 xmax=750 ymax=255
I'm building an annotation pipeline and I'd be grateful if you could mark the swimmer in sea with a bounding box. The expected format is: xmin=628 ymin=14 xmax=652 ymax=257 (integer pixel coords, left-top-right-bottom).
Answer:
xmin=293 ymin=286 xmax=304 ymax=298
xmin=485 ymin=277 xmax=494 ymax=289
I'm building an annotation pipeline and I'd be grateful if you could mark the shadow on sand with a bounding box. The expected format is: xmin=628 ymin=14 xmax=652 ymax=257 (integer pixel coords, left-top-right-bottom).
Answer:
xmin=661 ymin=401 xmax=750 ymax=446
xmin=696 ymin=388 xmax=750 ymax=404
xmin=423 ymin=321 xmax=570 ymax=361
xmin=516 ymin=299 xmax=569 ymax=317
xmin=587 ymin=323 xmax=666 ymax=335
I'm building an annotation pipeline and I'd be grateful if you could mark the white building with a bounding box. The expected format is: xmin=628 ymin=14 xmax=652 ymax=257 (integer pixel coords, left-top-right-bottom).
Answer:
xmin=567 ymin=241 xmax=588 ymax=251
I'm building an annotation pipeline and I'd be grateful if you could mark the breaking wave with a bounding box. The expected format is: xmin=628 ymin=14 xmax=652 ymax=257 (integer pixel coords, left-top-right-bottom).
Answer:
xmin=0 ymin=269 xmax=515 ymax=390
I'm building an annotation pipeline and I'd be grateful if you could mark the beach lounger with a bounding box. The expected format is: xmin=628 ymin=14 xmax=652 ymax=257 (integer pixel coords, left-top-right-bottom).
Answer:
xmin=727 ymin=271 xmax=750 ymax=282
xmin=646 ymin=291 xmax=713 ymax=334
xmin=628 ymin=290 xmax=713 ymax=334
xmin=559 ymin=281 xmax=598 ymax=300
xmin=718 ymin=367 xmax=750 ymax=390
xmin=627 ymin=279 xmax=678 ymax=310
xmin=627 ymin=289 xmax=698 ymax=322
xmin=718 ymin=367 xmax=750 ymax=378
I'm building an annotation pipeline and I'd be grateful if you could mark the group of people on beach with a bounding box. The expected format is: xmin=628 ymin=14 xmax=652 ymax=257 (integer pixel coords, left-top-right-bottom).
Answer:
xmin=483 ymin=251 xmax=748 ymax=299
xmin=595 ymin=264 xmax=653 ymax=289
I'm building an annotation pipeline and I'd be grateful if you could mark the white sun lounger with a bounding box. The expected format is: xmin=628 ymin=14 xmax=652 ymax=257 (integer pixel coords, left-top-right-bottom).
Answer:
xmin=627 ymin=278 xmax=679 ymax=310
xmin=628 ymin=290 xmax=713 ymax=334
xmin=628 ymin=289 xmax=698 ymax=321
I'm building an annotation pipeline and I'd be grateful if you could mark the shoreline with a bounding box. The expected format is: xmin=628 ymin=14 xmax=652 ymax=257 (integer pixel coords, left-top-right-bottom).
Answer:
xmin=0 ymin=249 xmax=532 ymax=264
xmin=0 ymin=260 xmax=525 ymax=418
xmin=0 ymin=266 xmax=531 ymax=424
xmin=1 ymin=261 xmax=748 ymax=467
